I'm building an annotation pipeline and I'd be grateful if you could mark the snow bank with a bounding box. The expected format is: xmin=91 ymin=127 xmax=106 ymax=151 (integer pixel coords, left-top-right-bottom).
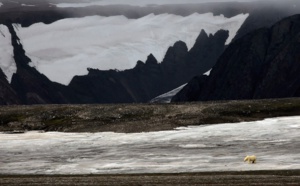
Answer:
xmin=150 ymin=69 xmax=212 ymax=103
xmin=0 ymin=25 xmax=17 ymax=83
xmin=16 ymin=13 xmax=248 ymax=85
xmin=0 ymin=116 xmax=299 ymax=174
xmin=204 ymin=69 xmax=212 ymax=76
xmin=150 ymin=83 xmax=187 ymax=103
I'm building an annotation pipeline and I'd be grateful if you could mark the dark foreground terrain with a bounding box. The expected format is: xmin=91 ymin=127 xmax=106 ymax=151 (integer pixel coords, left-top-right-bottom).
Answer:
xmin=1 ymin=170 xmax=300 ymax=186
xmin=1 ymin=98 xmax=300 ymax=133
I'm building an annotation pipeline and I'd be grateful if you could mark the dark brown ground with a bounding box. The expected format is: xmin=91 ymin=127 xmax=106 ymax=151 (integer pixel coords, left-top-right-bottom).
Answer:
xmin=1 ymin=170 xmax=300 ymax=186
xmin=1 ymin=98 xmax=300 ymax=133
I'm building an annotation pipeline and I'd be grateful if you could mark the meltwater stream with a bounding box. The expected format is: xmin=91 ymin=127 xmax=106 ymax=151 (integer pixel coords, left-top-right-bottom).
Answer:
xmin=0 ymin=116 xmax=299 ymax=174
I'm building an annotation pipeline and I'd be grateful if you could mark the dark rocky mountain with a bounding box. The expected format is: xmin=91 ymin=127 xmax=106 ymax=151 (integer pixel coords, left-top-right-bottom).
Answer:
xmin=1 ymin=0 xmax=300 ymax=104
xmin=172 ymin=14 xmax=300 ymax=102
xmin=5 ymin=23 xmax=77 ymax=104
xmin=0 ymin=68 xmax=20 ymax=105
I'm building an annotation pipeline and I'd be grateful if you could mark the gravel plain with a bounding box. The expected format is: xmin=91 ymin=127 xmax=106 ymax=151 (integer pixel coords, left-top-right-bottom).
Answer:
xmin=1 ymin=170 xmax=300 ymax=186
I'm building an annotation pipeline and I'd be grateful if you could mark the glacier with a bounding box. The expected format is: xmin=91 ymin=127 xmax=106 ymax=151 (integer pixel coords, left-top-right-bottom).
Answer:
xmin=0 ymin=116 xmax=299 ymax=174
xmin=55 ymin=0 xmax=257 ymax=8
xmin=0 ymin=25 xmax=17 ymax=83
xmin=15 ymin=13 xmax=249 ymax=85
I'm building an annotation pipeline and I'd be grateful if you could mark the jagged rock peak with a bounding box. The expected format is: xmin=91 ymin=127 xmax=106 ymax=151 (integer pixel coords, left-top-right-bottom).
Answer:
xmin=134 ymin=60 xmax=145 ymax=68
xmin=162 ymin=40 xmax=188 ymax=65
xmin=172 ymin=40 xmax=188 ymax=50
xmin=145 ymin=53 xmax=158 ymax=65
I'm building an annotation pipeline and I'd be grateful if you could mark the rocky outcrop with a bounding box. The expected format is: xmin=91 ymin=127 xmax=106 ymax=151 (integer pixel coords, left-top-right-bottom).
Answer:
xmin=171 ymin=76 xmax=208 ymax=102
xmin=0 ymin=68 xmax=20 ymax=105
xmin=172 ymin=15 xmax=300 ymax=102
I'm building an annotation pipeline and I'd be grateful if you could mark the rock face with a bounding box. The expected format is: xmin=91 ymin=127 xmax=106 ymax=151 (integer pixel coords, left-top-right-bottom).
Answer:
xmin=0 ymin=68 xmax=20 ymax=105
xmin=172 ymin=15 xmax=300 ymax=102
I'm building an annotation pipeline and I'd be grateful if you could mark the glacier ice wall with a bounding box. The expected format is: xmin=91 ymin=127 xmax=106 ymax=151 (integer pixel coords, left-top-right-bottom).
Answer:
xmin=0 ymin=25 xmax=17 ymax=83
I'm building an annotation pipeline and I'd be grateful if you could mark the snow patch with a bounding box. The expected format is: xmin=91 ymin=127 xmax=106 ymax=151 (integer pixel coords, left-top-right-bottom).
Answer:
xmin=150 ymin=84 xmax=187 ymax=103
xmin=0 ymin=25 xmax=17 ymax=83
xmin=151 ymin=68 xmax=212 ymax=103
xmin=204 ymin=69 xmax=212 ymax=76
xmin=0 ymin=116 xmax=299 ymax=174
xmin=16 ymin=13 xmax=248 ymax=85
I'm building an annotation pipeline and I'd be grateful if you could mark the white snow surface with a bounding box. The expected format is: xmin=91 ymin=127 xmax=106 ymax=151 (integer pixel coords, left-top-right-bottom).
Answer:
xmin=55 ymin=0 xmax=255 ymax=8
xmin=0 ymin=25 xmax=17 ymax=83
xmin=15 ymin=13 xmax=249 ymax=85
xmin=0 ymin=116 xmax=299 ymax=175
xmin=204 ymin=69 xmax=212 ymax=76
xmin=150 ymin=69 xmax=212 ymax=103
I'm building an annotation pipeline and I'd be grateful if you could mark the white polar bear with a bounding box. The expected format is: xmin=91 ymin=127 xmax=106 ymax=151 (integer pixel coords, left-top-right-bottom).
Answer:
xmin=244 ymin=155 xmax=256 ymax=164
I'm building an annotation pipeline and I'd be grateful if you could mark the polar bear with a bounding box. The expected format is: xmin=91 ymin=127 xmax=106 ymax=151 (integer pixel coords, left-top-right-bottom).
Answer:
xmin=244 ymin=155 xmax=256 ymax=164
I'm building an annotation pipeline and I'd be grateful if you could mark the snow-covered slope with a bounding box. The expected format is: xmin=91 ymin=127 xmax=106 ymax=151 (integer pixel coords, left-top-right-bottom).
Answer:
xmin=204 ymin=69 xmax=212 ymax=76
xmin=150 ymin=84 xmax=187 ymax=103
xmin=0 ymin=25 xmax=17 ymax=83
xmin=0 ymin=116 xmax=299 ymax=174
xmin=150 ymin=69 xmax=211 ymax=103
xmin=16 ymin=13 xmax=248 ymax=85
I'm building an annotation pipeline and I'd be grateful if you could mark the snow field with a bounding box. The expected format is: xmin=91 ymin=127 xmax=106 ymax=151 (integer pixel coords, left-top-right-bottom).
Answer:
xmin=0 ymin=116 xmax=299 ymax=174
